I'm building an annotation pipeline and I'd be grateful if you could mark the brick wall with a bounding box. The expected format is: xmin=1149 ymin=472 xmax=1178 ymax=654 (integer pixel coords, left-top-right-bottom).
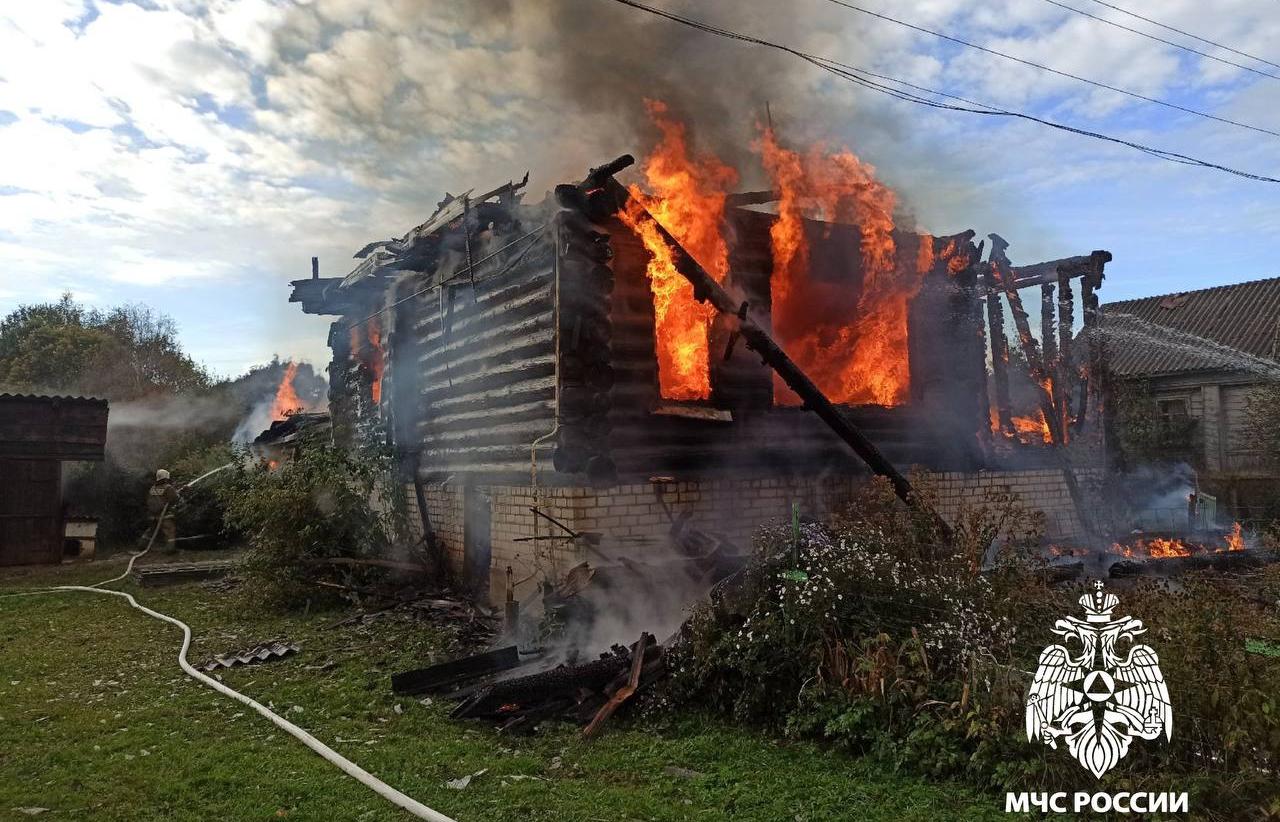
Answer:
xmin=410 ymin=482 xmax=464 ymax=571
xmin=416 ymin=468 xmax=1094 ymax=604
xmin=929 ymin=468 xmax=1098 ymax=543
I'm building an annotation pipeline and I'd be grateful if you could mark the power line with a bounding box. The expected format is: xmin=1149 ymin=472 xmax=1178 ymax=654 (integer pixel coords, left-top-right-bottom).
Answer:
xmin=1039 ymin=0 xmax=1280 ymax=82
xmin=818 ymin=58 xmax=1278 ymax=180
xmin=1079 ymin=0 xmax=1280 ymax=72
xmin=822 ymin=0 xmax=1280 ymax=139
xmin=607 ymin=0 xmax=1280 ymax=183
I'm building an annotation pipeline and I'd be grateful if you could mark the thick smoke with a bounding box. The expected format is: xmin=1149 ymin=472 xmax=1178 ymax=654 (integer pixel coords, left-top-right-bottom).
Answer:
xmin=264 ymin=0 xmax=916 ymax=197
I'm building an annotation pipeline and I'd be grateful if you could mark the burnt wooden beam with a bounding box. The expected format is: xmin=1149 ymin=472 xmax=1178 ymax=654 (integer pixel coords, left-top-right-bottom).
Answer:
xmin=725 ymin=190 xmax=780 ymax=207
xmin=582 ymin=632 xmax=653 ymax=740
xmin=585 ymin=159 xmax=946 ymax=537
xmin=391 ymin=645 xmax=522 ymax=696
xmin=985 ymin=270 xmax=1014 ymax=434
xmin=1041 ymin=283 xmax=1057 ymax=368
xmin=1077 ymin=253 xmax=1110 ymax=436
xmin=956 ymin=248 xmax=992 ymax=451
xmin=1056 ymin=268 xmax=1075 ymax=439
xmin=1008 ymin=255 xmax=1097 ymax=288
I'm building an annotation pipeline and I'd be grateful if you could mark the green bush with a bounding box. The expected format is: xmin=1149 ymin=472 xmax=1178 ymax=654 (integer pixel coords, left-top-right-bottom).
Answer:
xmin=168 ymin=443 xmax=238 ymax=545
xmin=217 ymin=442 xmax=412 ymax=610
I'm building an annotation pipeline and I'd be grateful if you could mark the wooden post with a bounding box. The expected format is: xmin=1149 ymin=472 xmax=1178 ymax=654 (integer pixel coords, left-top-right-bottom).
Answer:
xmin=1079 ymin=253 xmax=1110 ymax=438
xmin=985 ymin=269 xmax=1014 ymax=434
xmin=962 ymin=252 xmax=992 ymax=449
xmin=1041 ymin=283 xmax=1057 ymax=367
xmin=1057 ymin=268 xmax=1075 ymax=438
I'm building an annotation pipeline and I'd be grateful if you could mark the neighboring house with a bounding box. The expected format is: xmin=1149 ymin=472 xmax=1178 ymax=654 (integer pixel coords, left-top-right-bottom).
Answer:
xmin=1103 ymin=277 xmax=1280 ymax=487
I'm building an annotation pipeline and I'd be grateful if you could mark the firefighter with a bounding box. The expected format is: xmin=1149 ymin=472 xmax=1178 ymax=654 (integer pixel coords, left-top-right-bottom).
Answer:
xmin=147 ymin=469 xmax=182 ymax=554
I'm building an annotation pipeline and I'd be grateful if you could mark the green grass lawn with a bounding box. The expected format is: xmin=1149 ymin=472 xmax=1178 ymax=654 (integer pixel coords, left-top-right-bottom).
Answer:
xmin=0 ymin=555 xmax=1003 ymax=821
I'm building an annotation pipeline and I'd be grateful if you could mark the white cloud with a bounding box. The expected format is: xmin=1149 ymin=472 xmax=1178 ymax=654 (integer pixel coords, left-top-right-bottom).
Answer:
xmin=0 ymin=0 xmax=1277 ymax=373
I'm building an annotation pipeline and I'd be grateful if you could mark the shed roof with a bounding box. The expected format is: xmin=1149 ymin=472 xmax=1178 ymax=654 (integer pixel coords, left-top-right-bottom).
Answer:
xmin=1102 ymin=276 xmax=1280 ymax=379
xmin=0 ymin=394 xmax=109 ymax=461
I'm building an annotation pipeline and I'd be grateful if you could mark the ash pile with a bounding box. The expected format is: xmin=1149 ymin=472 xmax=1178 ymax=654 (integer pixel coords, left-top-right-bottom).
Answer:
xmin=390 ymin=512 xmax=744 ymax=738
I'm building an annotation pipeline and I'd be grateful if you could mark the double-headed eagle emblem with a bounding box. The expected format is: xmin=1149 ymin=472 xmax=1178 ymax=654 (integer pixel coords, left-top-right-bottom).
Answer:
xmin=1026 ymin=581 xmax=1172 ymax=778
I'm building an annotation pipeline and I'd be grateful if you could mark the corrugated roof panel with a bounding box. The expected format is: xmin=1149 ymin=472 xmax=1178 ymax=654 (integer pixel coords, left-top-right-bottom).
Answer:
xmin=1102 ymin=276 xmax=1280 ymax=377
xmin=0 ymin=393 xmax=108 ymax=403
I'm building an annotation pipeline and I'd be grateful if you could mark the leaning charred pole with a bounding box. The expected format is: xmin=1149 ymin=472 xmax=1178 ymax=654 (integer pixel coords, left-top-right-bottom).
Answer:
xmin=988 ymin=234 xmax=1061 ymax=445
xmin=1073 ymin=251 xmax=1111 ymax=434
xmin=568 ymin=155 xmax=947 ymax=537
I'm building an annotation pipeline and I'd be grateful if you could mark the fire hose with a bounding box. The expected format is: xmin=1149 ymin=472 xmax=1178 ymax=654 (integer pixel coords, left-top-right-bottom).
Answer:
xmin=0 ymin=481 xmax=457 ymax=822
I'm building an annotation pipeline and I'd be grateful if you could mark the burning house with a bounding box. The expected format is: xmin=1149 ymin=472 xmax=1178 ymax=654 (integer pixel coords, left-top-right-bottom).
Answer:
xmin=290 ymin=125 xmax=1113 ymax=602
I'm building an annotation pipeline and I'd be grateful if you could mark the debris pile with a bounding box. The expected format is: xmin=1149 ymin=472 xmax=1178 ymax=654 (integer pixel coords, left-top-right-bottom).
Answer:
xmin=393 ymin=633 xmax=663 ymax=737
xmin=134 ymin=559 xmax=237 ymax=587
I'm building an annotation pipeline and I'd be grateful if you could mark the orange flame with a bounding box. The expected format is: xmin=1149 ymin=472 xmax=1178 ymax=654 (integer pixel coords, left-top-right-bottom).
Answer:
xmin=757 ymin=127 xmax=924 ymax=406
xmin=349 ymin=319 xmax=386 ymax=406
xmin=1112 ymin=536 xmax=1193 ymax=558
xmin=1111 ymin=524 xmax=1246 ymax=558
xmin=617 ymin=100 xmax=737 ymax=400
xmin=367 ymin=317 xmax=386 ymax=406
xmin=1010 ymin=411 xmax=1052 ymax=444
xmin=1225 ymin=521 xmax=1245 ymax=552
xmin=270 ymin=362 xmax=303 ymax=419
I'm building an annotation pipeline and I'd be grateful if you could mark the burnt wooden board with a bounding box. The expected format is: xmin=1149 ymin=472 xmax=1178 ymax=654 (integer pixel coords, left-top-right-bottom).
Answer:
xmin=391 ymin=645 xmax=521 ymax=696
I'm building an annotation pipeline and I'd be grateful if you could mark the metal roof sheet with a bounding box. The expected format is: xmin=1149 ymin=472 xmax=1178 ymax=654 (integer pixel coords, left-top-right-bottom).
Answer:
xmin=1102 ymin=276 xmax=1280 ymax=378
xmin=0 ymin=393 xmax=108 ymax=405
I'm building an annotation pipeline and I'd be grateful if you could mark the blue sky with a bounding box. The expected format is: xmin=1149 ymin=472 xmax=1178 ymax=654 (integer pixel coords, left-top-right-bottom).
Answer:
xmin=0 ymin=0 xmax=1277 ymax=377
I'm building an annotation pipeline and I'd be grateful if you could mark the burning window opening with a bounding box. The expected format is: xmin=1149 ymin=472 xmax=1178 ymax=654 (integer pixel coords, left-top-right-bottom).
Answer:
xmin=759 ymin=127 xmax=926 ymax=408
xmin=1009 ymin=410 xmax=1053 ymax=444
xmin=349 ymin=317 xmax=387 ymax=409
xmin=616 ymin=100 xmax=736 ymax=402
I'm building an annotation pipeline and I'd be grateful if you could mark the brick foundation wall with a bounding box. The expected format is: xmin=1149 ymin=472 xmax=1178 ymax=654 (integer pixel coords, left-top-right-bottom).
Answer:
xmin=415 ymin=468 xmax=1095 ymax=604
xmin=929 ymin=468 xmax=1098 ymax=543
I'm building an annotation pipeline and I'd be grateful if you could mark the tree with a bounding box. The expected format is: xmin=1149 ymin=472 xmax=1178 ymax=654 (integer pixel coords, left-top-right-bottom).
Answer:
xmin=0 ymin=294 xmax=209 ymax=400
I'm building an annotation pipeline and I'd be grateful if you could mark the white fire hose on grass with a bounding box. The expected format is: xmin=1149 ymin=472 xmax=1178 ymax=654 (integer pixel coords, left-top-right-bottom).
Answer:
xmin=0 ymin=482 xmax=457 ymax=822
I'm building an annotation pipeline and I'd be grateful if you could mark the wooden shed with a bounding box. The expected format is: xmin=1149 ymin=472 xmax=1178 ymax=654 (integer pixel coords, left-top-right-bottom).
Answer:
xmin=0 ymin=394 xmax=109 ymax=566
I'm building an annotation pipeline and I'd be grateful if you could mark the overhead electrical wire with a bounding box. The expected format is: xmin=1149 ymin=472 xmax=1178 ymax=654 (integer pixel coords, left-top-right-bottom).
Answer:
xmin=1078 ymin=0 xmax=1280 ymax=73
xmin=607 ymin=0 xmax=1280 ymax=183
xmin=1037 ymin=0 xmax=1280 ymax=82
xmin=1039 ymin=0 xmax=1280 ymax=80
xmin=821 ymin=0 xmax=1280 ymax=138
